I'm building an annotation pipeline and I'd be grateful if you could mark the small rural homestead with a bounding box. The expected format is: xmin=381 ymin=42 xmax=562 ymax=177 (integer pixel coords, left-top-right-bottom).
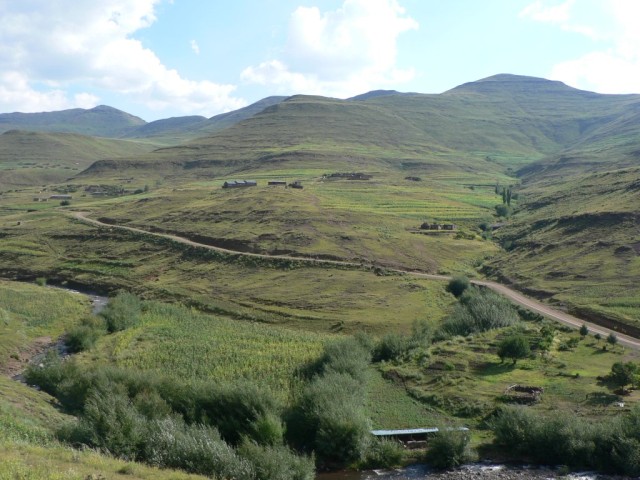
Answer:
xmin=289 ymin=180 xmax=303 ymax=189
xmin=222 ymin=180 xmax=257 ymax=188
xmin=49 ymin=194 xmax=72 ymax=200
xmin=420 ymin=222 xmax=457 ymax=231
xmin=267 ymin=180 xmax=287 ymax=186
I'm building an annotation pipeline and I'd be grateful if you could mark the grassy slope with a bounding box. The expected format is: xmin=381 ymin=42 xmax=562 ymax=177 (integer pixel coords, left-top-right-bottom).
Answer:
xmin=0 ymin=105 xmax=145 ymax=137
xmin=0 ymin=210 xmax=455 ymax=335
xmin=0 ymin=280 xmax=205 ymax=480
xmin=0 ymin=130 xmax=159 ymax=188
xmin=486 ymin=167 xmax=640 ymax=327
xmin=379 ymin=320 xmax=640 ymax=430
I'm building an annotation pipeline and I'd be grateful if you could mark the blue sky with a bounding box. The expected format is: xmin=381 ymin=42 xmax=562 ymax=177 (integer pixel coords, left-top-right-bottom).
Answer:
xmin=1 ymin=0 xmax=638 ymax=121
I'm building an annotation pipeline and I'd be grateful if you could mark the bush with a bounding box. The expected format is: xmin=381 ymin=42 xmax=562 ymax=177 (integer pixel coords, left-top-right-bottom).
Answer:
xmin=287 ymin=372 xmax=369 ymax=465
xmin=495 ymin=204 xmax=511 ymax=217
xmin=145 ymin=417 xmax=255 ymax=478
xmin=316 ymin=337 xmax=371 ymax=385
xmin=101 ymin=292 xmax=142 ymax=333
xmin=65 ymin=316 xmax=106 ymax=353
xmin=238 ymin=441 xmax=315 ymax=480
xmin=191 ymin=381 xmax=283 ymax=446
xmin=491 ymin=406 xmax=640 ymax=476
xmin=439 ymin=287 xmax=520 ymax=337
xmin=446 ymin=276 xmax=470 ymax=298
xmin=74 ymin=383 xmax=147 ymax=460
xmin=425 ymin=429 xmax=474 ymax=469
xmin=360 ymin=438 xmax=404 ymax=469
xmin=373 ymin=333 xmax=410 ymax=362
xmin=497 ymin=335 xmax=530 ymax=365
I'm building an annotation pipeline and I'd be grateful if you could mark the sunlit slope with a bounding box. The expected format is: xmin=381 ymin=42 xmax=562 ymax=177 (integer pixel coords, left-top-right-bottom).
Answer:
xmin=486 ymin=166 xmax=640 ymax=329
xmin=0 ymin=105 xmax=145 ymax=137
xmin=0 ymin=130 xmax=158 ymax=187
xmin=81 ymin=75 xmax=640 ymax=183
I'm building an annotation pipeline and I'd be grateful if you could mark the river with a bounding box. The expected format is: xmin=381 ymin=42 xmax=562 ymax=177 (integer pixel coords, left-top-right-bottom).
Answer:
xmin=316 ymin=464 xmax=608 ymax=479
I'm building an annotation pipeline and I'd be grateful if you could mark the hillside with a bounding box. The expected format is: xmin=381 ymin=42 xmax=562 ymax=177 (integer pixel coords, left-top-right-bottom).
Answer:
xmin=0 ymin=130 xmax=159 ymax=188
xmin=0 ymin=105 xmax=146 ymax=137
xmin=485 ymin=166 xmax=640 ymax=330
xmin=2 ymin=73 xmax=640 ymax=331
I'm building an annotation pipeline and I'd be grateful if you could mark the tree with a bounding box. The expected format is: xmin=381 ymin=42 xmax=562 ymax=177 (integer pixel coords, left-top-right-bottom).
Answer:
xmin=446 ymin=276 xmax=470 ymax=298
xmin=607 ymin=332 xmax=618 ymax=348
xmin=497 ymin=335 xmax=530 ymax=365
xmin=609 ymin=362 xmax=639 ymax=389
xmin=579 ymin=324 xmax=589 ymax=338
xmin=506 ymin=187 xmax=512 ymax=206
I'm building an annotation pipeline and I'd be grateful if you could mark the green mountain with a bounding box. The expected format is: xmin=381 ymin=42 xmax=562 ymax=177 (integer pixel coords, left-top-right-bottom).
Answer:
xmin=0 ymin=105 xmax=146 ymax=137
xmin=0 ymin=130 xmax=158 ymax=187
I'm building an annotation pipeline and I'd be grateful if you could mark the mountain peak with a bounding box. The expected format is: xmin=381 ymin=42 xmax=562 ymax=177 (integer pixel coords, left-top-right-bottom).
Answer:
xmin=445 ymin=73 xmax=590 ymax=96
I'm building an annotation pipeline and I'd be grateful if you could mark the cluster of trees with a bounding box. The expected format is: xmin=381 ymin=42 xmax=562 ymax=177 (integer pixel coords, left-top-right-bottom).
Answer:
xmin=25 ymin=355 xmax=314 ymax=479
xmin=287 ymin=336 xmax=404 ymax=469
xmin=440 ymin=284 xmax=520 ymax=338
xmin=27 ymin=294 xmax=413 ymax=477
xmin=492 ymin=406 xmax=640 ymax=475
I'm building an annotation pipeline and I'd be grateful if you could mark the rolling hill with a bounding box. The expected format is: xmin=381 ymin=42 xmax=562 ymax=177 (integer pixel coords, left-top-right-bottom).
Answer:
xmin=0 ymin=105 xmax=145 ymax=137
xmin=1 ymin=73 xmax=639 ymax=330
xmin=0 ymin=130 xmax=159 ymax=188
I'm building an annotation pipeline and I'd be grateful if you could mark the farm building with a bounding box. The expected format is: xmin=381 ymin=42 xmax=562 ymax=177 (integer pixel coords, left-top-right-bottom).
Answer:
xmin=289 ymin=181 xmax=303 ymax=189
xmin=420 ymin=222 xmax=457 ymax=231
xmin=268 ymin=181 xmax=287 ymax=186
xmin=222 ymin=180 xmax=257 ymax=188
xmin=371 ymin=427 xmax=469 ymax=443
xmin=49 ymin=194 xmax=72 ymax=200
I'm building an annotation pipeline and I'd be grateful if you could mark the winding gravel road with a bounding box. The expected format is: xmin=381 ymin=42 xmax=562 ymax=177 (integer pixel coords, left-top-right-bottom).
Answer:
xmin=70 ymin=211 xmax=640 ymax=350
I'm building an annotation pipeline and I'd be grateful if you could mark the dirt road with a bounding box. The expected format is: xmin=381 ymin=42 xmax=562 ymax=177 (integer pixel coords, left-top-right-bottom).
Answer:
xmin=70 ymin=211 xmax=640 ymax=350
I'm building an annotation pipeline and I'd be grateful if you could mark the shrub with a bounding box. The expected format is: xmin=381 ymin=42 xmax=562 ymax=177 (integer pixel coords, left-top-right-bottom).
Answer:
xmin=446 ymin=276 xmax=470 ymax=298
xmin=439 ymin=287 xmax=520 ymax=337
xmin=238 ymin=441 xmax=315 ymax=480
xmin=287 ymin=372 xmax=369 ymax=465
xmin=101 ymin=292 xmax=142 ymax=333
xmin=145 ymin=417 xmax=255 ymax=478
xmin=491 ymin=406 xmax=640 ymax=476
xmin=608 ymin=362 xmax=640 ymax=389
xmin=373 ymin=333 xmax=410 ymax=362
xmin=65 ymin=316 xmax=106 ymax=353
xmin=360 ymin=438 xmax=404 ymax=469
xmin=191 ymin=381 xmax=283 ymax=446
xmin=497 ymin=335 xmax=530 ymax=365
xmin=74 ymin=383 xmax=147 ymax=461
xmin=425 ymin=429 xmax=474 ymax=469
xmin=317 ymin=337 xmax=371 ymax=385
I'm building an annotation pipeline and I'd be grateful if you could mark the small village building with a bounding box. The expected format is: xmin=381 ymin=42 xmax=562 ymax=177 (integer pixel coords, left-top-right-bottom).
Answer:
xmin=289 ymin=181 xmax=303 ymax=189
xmin=371 ymin=427 xmax=469 ymax=444
xmin=268 ymin=181 xmax=287 ymax=186
xmin=222 ymin=180 xmax=257 ymax=188
xmin=49 ymin=194 xmax=72 ymax=200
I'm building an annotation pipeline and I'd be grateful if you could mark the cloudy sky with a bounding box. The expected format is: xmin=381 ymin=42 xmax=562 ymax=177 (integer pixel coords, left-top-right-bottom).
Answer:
xmin=1 ymin=0 xmax=638 ymax=121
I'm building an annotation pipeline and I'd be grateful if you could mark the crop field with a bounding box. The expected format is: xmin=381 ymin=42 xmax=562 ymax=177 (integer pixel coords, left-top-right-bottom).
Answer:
xmin=82 ymin=301 xmax=328 ymax=397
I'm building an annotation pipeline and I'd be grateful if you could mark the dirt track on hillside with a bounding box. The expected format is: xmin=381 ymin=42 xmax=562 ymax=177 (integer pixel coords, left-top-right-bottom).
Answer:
xmin=70 ymin=211 xmax=640 ymax=350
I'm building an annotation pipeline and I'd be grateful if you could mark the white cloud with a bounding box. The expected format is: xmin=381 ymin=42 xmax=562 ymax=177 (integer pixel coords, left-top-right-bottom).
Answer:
xmin=190 ymin=40 xmax=200 ymax=55
xmin=0 ymin=1 xmax=245 ymax=116
xmin=519 ymin=0 xmax=574 ymax=24
xmin=521 ymin=0 xmax=640 ymax=93
xmin=241 ymin=0 xmax=418 ymax=98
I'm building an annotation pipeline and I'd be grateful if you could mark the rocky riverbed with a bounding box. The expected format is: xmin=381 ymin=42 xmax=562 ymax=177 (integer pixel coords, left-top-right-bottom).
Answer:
xmin=318 ymin=463 xmax=635 ymax=480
